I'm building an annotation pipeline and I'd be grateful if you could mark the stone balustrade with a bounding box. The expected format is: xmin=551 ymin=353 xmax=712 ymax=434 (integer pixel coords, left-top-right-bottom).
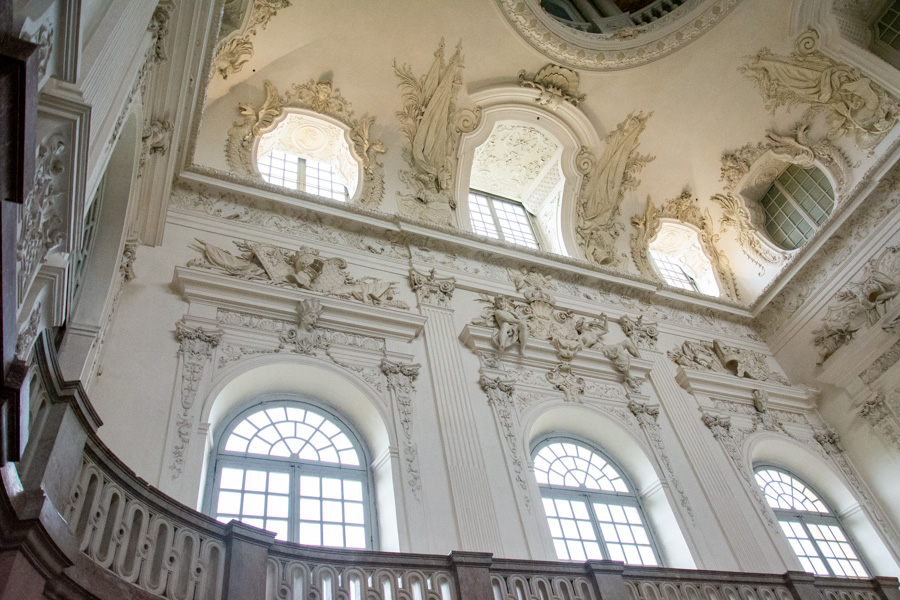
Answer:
xmin=1 ymin=332 xmax=899 ymax=600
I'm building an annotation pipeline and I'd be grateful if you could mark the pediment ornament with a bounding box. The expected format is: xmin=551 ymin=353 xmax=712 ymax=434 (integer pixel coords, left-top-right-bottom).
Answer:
xmin=518 ymin=64 xmax=585 ymax=111
xmin=187 ymin=238 xmax=409 ymax=309
xmin=226 ymin=78 xmax=386 ymax=209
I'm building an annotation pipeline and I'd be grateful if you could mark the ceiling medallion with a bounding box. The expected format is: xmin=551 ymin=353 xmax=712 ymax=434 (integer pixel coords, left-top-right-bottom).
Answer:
xmin=496 ymin=0 xmax=740 ymax=71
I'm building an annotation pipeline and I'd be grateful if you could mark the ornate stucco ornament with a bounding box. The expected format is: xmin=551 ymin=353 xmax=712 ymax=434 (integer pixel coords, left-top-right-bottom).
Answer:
xmin=741 ymin=28 xmax=900 ymax=151
xmin=715 ymin=125 xmax=851 ymax=273
xmin=546 ymin=362 xmax=585 ymax=403
xmin=409 ymin=268 xmax=455 ymax=308
xmin=619 ymin=314 xmax=658 ymax=350
xmin=630 ymin=191 xmax=739 ymax=301
xmin=577 ymin=111 xmax=654 ymax=267
xmin=149 ymin=2 xmax=174 ymax=63
xmin=213 ymin=0 xmax=292 ymax=78
xmin=473 ymin=286 xmax=608 ymax=361
xmin=495 ymin=0 xmax=740 ymax=72
xmin=857 ymin=391 xmax=900 ymax=451
xmin=518 ymin=64 xmax=586 ymax=111
xmin=226 ymin=78 xmax=386 ymax=209
xmin=668 ymin=339 xmax=791 ymax=386
xmin=394 ymin=39 xmax=481 ymax=226
xmin=813 ymin=246 xmax=900 ymax=364
xmin=187 ymin=238 xmax=409 ymax=309
xmin=17 ymin=134 xmax=66 ymax=305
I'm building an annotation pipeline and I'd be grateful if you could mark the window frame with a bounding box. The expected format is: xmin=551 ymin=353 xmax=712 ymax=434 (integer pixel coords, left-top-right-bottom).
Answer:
xmin=759 ymin=164 xmax=835 ymax=251
xmin=256 ymin=150 xmax=350 ymax=202
xmin=754 ymin=464 xmax=870 ymax=578
xmin=467 ymin=189 xmax=544 ymax=250
xmin=531 ymin=434 xmax=664 ymax=566
xmin=204 ymin=397 xmax=378 ymax=550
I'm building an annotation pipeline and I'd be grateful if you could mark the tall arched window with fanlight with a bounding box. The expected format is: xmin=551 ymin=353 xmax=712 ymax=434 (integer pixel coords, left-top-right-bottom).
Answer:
xmin=532 ymin=436 xmax=662 ymax=565
xmin=754 ymin=466 xmax=868 ymax=577
xmin=206 ymin=400 xmax=375 ymax=549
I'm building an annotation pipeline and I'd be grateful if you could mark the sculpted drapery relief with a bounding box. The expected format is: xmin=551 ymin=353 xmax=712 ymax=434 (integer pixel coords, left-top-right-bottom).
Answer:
xmin=668 ymin=339 xmax=791 ymax=386
xmin=630 ymin=191 xmax=739 ymax=301
xmin=188 ymin=238 xmax=409 ymax=309
xmin=813 ymin=246 xmax=900 ymax=363
xmin=226 ymin=79 xmax=386 ymax=209
xmin=576 ymin=111 xmax=654 ymax=267
xmin=394 ymin=40 xmax=481 ymax=226
xmin=741 ymin=28 xmax=900 ymax=151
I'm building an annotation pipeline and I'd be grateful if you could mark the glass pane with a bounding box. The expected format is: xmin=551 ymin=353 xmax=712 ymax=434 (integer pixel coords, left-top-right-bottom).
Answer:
xmin=755 ymin=469 xmax=829 ymax=513
xmin=534 ymin=442 xmax=629 ymax=492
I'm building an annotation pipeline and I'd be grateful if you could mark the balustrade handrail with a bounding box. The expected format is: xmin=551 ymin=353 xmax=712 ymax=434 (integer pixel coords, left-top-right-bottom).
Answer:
xmin=8 ymin=331 xmax=900 ymax=600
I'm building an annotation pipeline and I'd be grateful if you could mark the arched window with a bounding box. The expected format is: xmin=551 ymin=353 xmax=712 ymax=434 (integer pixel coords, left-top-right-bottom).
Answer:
xmin=208 ymin=400 xmax=374 ymax=549
xmin=760 ymin=164 xmax=834 ymax=251
xmin=649 ymin=222 xmax=720 ymax=297
xmin=754 ymin=467 xmax=868 ymax=577
xmin=533 ymin=437 xmax=661 ymax=565
xmin=255 ymin=114 xmax=357 ymax=201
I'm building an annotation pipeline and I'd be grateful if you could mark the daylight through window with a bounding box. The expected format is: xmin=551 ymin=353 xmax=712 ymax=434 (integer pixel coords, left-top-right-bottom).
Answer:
xmin=760 ymin=164 xmax=834 ymax=251
xmin=468 ymin=191 xmax=541 ymax=249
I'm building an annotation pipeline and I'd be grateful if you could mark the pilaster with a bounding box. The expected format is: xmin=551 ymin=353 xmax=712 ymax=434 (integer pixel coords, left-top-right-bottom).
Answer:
xmin=409 ymin=269 xmax=503 ymax=554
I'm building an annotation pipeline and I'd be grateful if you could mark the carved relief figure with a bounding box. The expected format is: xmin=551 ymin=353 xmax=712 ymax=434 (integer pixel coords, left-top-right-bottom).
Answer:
xmin=741 ymin=29 xmax=900 ymax=150
xmin=668 ymin=339 xmax=790 ymax=385
xmin=394 ymin=40 xmax=480 ymax=225
xmin=814 ymin=246 xmax=900 ymax=363
xmin=188 ymin=238 xmax=408 ymax=308
xmin=577 ymin=111 xmax=654 ymax=266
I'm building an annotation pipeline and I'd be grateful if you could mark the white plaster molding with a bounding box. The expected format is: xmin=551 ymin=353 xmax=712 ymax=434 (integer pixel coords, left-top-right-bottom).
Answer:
xmin=674 ymin=366 xmax=814 ymax=412
xmin=494 ymin=0 xmax=740 ymax=71
xmin=381 ymin=359 xmax=423 ymax=501
xmin=172 ymin=266 xmax=425 ymax=344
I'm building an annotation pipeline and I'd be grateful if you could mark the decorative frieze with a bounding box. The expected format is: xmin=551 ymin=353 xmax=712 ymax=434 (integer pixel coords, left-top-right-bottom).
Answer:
xmin=382 ymin=359 xmax=423 ymax=500
xmin=518 ymin=64 xmax=585 ymax=111
xmin=741 ymin=28 xmax=900 ymax=151
xmin=858 ymin=390 xmax=900 ymax=451
xmin=813 ymin=246 xmax=900 ymax=364
xmin=577 ymin=112 xmax=654 ymax=267
xmin=226 ymin=78 xmax=386 ymax=208
xmin=15 ymin=303 xmax=42 ymax=361
xmin=394 ymin=39 xmax=480 ymax=225
xmin=409 ymin=268 xmax=454 ymax=308
xmin=188 ymin=238 xmax=408 ymax=309
xmin=860 ymin=340 xmax=900 ymax=386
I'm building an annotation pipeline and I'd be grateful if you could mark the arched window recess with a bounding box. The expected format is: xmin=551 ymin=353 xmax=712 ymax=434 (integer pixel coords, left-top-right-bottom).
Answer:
xmin=717 ymin=128 xmax=850 ymax=261
xmin=532 ymin=435 xmax=663 ymax=566
xmin=225 ymin=78 xmax=386 ymax=209
xmin=630 ymin=192 xmax=737 ymax=300
xmin=754 ymin=466 xmax=869 ymax=578
xmin=456 ymin=88 xmax=602 ymax=258
xmin=205 ymin=398 xmax=377 ymax=549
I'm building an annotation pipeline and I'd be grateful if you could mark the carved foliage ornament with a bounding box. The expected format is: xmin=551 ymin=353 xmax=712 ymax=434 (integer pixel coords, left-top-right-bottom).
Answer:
xmin=630 ymin=192 xmax=739 ymax=301
xmin=17 ymin=134 xmax=66 ymax=305
xmin=518 ymin=64 xmax=585 ymax=111
xmin=858 ymin=390 xmax=900 ymax=451
xmin=741 ymin=28 xmax=900 ymax=151
xmin=394 ymin=39 xmax=480 ymax=226
xmin=479 ymin=375 xmax=529 ymax=507
xmin=188 ymin=238 xmax=409 ymax=309
xmin=226 ymin=79 xmax=386 ymax=209
xmin=213 ymin=0 xmax=292 ymax=79
xmin=409 ymin=268 xmax=455 ymax=308
xmin=546 ymin=362 xmax=585 ymax=403
xmin=577 ymin=111 xmax=654 ymax=267
xmin=668 ymin=339 xmax=791 ymax=386
xmin=813 ymin=246 xmax=900 ymax=364
xmin=382 ymin=359 xmax=423 ymax=499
